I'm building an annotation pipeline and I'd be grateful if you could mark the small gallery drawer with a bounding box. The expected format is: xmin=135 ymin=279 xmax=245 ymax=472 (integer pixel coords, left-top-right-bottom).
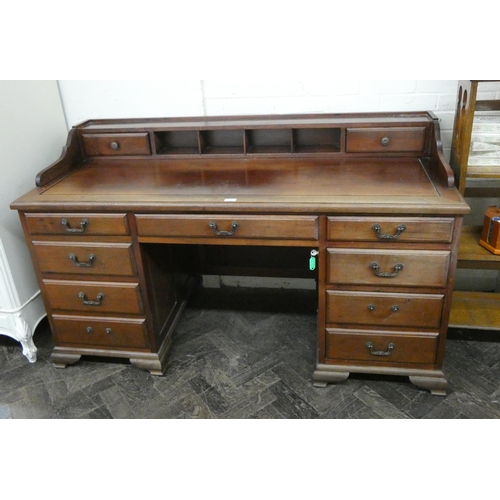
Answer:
xmin=346 ymin=127 xmax=426 ymax=153
xmin=326 ymin=290 xmax=444 ymax=329
xmin=81 ymin=133 xmax=151 ymax=156
xmin=43 ymin=279 xmax=143 ymax=315
xmin=32 ymin=241 xmax=136 ymax=276
xmin=326 ymin=248 xmax=450 ymax=288
xmin=325 ymin=328 xmax=438 ymax=365
xmin=52 ymin=315 xmax=148 ymax=349
xmin=136 ymin=214 xmax=319 ymax=241
xmin=25 ymin=213 xmax=130 ymax=236
xmin=327 ymin=217 xmax=454 ymax=243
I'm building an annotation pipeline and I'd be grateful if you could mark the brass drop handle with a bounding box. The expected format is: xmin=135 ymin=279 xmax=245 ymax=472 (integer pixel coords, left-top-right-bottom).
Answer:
xmin=369 ymin=262 xmax=404 ymax=278
xmin=110 ymin=141 xmax=120 ymax=150
xmin=366 ymin=341 xmax=395 ymax=356
xmin=61 ymin=218 xmax=89 ymax=233
xmin=208 ymin=221 xmax=239 ymax=236
xmin=372 ymin=223 xmax=406 ymax=240
xmin=78 ymin=291 xmax=104 ymax=306
xmin=380 ymin=136 xmax=390 ymax=146
xmin=69 ymin=253 xmax=96 ymax=267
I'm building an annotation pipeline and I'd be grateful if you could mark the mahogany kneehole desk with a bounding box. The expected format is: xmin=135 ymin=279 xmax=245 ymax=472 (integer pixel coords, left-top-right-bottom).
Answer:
xmin=11 ymin=113 xmax=470 ymax=395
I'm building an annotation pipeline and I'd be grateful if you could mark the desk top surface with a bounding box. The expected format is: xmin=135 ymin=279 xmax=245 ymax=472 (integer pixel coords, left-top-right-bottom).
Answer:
xmin=13 ymin=156 xmax=469 ymax=215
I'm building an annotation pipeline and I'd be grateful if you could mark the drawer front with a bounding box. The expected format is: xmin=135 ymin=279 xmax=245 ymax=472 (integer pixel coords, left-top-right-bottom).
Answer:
xmin=82 ymin=133 xmax=151 ymax=156
xmin=326 ymin=249 xmax=450 ymax=288
xmin=32 ymin=241 xmax=136 ymax=276
xmin=327 ymin=217 xmax=454 ymax=243
xmin=326 ymin=290 xmax=444 ymax=328
xmin=43 ymin=279 xmax=143 ymax=315
xmin=326 ymin=328 xmax=438 ymax=364
xmin=25 ymin=213 xmax=130 ymax=236
xmin=346 ymin=127 xmax=426 ymax=153
xmin=52 ymin=315 xmax=148 ymax=349
xmin=136 ymin=214 xmax=319 ymax=240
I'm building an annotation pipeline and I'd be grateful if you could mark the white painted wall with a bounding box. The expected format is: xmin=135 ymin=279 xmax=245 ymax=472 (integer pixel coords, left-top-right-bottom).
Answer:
xmin=58 ymin=80 xmax=463 ymax=159
xmin=0 ymin=81 xmax=67 ymax=301
xmin=0 ymin=81 xmax=68 ymax=356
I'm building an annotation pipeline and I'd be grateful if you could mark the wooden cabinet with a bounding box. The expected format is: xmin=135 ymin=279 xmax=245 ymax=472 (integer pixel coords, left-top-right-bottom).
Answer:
xmin=23 ymin=211 xmax=157 ymax=369
xmin=315 ymin=214 xmax=458 ymax=395
xmin=449 ymin=80 xmax=500 ymax=331
xmin=11 ymin=112 xmax=469 ymax=394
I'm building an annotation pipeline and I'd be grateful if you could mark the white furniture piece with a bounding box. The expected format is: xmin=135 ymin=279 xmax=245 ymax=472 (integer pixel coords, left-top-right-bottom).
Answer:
xmin=0 ymin=241 xmax=44 ymax=361
xmin=0 ymin=81 xmax=68 ymax=361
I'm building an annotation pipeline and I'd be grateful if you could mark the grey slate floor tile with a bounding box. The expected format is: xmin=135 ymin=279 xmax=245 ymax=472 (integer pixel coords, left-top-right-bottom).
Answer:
xmin=1 ymin=287 xmax=500 ymax=419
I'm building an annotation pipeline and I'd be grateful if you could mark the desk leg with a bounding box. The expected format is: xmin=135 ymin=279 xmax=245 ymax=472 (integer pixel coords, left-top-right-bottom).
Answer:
xmin=312 ymin=367 xmax=350 ymax=387
xmin=129 ymin=336 xmax=173 ymax=376
xmin=409 ymin=372 xmax=447 ymax=396
xmin=51 ymin=349 xmax=82 ymax=368
xmin=314 ymin=363 xmax=448 ymax=395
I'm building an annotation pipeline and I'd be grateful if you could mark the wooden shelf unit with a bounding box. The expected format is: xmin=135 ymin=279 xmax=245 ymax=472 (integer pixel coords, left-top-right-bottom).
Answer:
xmin=450 ymin=80 xmax=500 ymax=196
xmin=449 ymin=80 xmax=500 ymax=331
xmin=457 ymin=225 xmax=500 ymax=270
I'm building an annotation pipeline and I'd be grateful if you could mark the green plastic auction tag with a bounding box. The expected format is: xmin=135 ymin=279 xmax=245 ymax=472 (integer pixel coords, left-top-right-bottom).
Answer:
xmin=309 ymin=256 xmax=316 ymax=271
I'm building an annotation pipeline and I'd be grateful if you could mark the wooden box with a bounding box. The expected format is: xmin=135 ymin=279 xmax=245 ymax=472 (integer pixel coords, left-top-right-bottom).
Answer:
xmin=479 ymin=206 xmax=500 ymax=255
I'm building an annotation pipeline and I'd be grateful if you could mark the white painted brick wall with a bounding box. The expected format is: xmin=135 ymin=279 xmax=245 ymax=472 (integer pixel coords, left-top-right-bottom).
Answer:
xmin=58 ymin=81 xmax=206 ymax=124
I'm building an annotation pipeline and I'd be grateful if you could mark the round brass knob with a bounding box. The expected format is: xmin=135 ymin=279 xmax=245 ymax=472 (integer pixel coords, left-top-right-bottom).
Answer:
xmin=380 ymin=137 xmax=390 ymax=146
xmin=110 ymin=141 xmax=119 ymax=150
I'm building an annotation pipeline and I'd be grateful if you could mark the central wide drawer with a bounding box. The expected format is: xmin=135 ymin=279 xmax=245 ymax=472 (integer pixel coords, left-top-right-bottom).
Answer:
xmin=52 ymin=314 xmax=148 ymax=349
xmin=32 ymin=241 xmax=136 ymax=276
xmin=327 ymin=216 xmax=454 ymax=243
xmin=325 ymin=328 xmax=438 ymax=364
xmin=326 ymin=290 xmax=444 ymax=328
xmin=25 ymin=213 xmax=130 ymax=236
xmin=136 ymin=214 xmax=319 ymax=240
xmin=43 ymin=279 xmax=143 ymax=315
xmin=327 ymin=248 xmax=450 ymax=287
